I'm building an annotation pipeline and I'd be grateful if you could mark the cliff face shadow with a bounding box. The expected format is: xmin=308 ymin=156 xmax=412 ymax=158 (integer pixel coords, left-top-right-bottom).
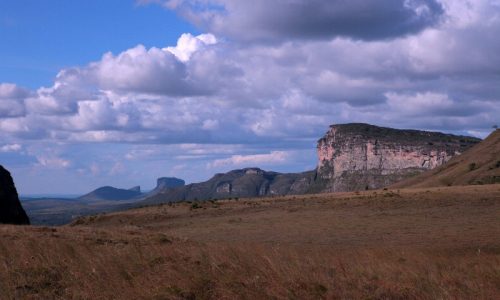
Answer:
xmin=0 ymin=165 xmax=29 ymax=225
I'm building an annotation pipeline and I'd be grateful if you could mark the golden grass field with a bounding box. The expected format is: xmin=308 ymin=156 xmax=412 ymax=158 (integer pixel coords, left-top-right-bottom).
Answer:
xmin=1 ymin=184 xmax=499 ymax=299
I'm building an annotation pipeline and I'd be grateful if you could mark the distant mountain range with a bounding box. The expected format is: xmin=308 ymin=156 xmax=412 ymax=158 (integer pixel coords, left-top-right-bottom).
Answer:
xmin=19 ymin=123 xmax=493 ymax=225
xmin=139 ymin=123 xmax=480 ymax=205
xmin=141 ymin=169 xmax=315 ymax=206
xmin=78 ymin=177 xmax=185 ymax=202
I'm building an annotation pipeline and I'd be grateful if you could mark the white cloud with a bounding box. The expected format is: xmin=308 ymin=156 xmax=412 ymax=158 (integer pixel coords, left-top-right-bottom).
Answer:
xmin=36 ymin=155 xmax=71 ymax=169
xmin=208 ymin=151 xmax=290 ymax=168
xmin=0 ymin=144 xmax=22 ymax=152
xmin=385 ymin=92 xmax=454 ymax=115
xmin=165 ymin=33 xmax=217 ymax=62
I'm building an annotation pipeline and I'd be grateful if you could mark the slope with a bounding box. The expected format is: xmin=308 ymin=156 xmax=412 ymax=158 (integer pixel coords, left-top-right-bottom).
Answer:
xmin=78 ymin=186 xmax=142 ymax=201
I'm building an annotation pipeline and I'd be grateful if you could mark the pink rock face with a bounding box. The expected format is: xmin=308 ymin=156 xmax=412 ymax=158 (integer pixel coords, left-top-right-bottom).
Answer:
xmin=315 ymin=124 xmax=478 ymax=190
xmin=318 ymin=139 xmax=454 ymax=179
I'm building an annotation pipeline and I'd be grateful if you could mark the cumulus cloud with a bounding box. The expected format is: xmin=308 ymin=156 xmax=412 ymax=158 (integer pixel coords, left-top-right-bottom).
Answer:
xmin=165 ymin=33 xmax=217 ymax=62
xmin=0 ymin=83 xmax=29 ymax=117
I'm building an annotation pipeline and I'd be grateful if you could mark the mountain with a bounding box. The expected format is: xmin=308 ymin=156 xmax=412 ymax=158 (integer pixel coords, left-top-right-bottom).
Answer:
xmin=79 ymin=186 xmax=143 ymax=201
xmin=393 ymin=129 xmax=500 ymax=188
xmin=151 ymin=177 xmax=185 ymax=193
xmin=141 ymin=168 xmax=315 ymax=205
xmin=140 ymin=123 xmax=481 ymax=205
xmin=0 ymin=165 xmax=30 ymax=225
xmin=313 ymin=123 xmax=480 ymax=192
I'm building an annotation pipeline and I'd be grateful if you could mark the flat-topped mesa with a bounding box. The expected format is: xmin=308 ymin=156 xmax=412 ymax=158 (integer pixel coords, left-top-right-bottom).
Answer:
xmin=155 ymin=177 xmax=185 ymax=191
xmin=316 ymin=123 xmax=480 ymax=192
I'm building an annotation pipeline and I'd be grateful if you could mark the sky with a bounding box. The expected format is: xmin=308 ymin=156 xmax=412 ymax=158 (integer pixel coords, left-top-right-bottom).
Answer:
xmin=0 ymin=0 xmax=499 ymax=195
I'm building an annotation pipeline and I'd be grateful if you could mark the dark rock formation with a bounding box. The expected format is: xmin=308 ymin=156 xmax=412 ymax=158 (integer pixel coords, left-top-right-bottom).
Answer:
xmin=155 ymin=177 xmax=185 ymax=190
xmin=128 ymin=186 xmax=141 ymax=193
xmin=79 ymin=186 xmax=142 ymax=201
xmin=141 ymin=168 xmax=314 ymax=205
xmin=0 ymin=165 xmax=30 ymax=225
xmin=314 ymin=123 xmax=480 ymax=192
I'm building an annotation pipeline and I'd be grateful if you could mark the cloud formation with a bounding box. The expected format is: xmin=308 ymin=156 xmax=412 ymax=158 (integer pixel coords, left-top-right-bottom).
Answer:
xmin=208 ymin=151 xmax=290 ymax=168
xmin=157 ymin=0 xmax=444 ymax=42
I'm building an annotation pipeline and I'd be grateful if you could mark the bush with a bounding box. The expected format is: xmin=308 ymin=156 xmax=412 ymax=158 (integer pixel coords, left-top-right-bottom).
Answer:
xmin=469 ymin=162 xmax=477 ymax=171
xmin=191 ymin=203 xmax=202 ymax=210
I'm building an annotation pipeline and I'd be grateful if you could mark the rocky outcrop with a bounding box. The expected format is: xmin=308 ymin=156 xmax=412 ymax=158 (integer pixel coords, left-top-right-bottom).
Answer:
xmin=0 ymin=165 xmax=30 ymax=225
xmin=155 ymin=177 xmax=185 ymax=190
xmin=141 ymin=168 xmax=315 ymax=205
xmin=128 ymin=186 xmax=141 ymax=193
xmin=314 ymin=123 xmax=480 ymax=192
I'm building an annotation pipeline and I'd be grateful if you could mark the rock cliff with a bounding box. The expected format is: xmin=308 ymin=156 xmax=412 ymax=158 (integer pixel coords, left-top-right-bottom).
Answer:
xmin=314 ymin=123 xmax=480 ymax=192
xmin=0 ymin=165 xmax=30 ymax=225
xmin=155 ymin=177 xmax=185 ymax=190
xmin=392 ymin=129 xmax=500 ymax=188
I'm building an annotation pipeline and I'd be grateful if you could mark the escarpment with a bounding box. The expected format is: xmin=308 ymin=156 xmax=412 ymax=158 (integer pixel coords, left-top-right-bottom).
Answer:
xmin=314 ymin=123 xmax=480 ymax=192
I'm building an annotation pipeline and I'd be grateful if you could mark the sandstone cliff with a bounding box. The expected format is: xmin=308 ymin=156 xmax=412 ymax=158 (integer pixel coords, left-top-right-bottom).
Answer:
xmin=0 ymin=165 xmax=30 ymax=225
xmin=392 ymin=129 xmax=500 ymax=188
xmin=314 ymin=123 xmax=480 ymax=192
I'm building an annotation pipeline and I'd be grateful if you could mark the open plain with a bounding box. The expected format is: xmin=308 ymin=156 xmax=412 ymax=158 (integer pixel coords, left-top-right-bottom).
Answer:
xmin=1 ymin=184 xmax=499 ymax=299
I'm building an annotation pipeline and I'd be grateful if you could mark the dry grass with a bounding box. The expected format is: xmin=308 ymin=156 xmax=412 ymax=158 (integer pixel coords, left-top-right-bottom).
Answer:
xmin=1 ymin=185 xmax=499 ymax=299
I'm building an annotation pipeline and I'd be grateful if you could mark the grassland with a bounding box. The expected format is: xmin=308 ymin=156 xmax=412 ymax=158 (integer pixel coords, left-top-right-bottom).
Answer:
xmin=1 ymin=184 xmax=499 ymax=299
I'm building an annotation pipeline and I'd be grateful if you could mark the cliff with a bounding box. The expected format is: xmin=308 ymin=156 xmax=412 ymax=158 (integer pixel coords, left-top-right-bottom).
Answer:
xmin=0 ymin=165 xmax=30 ymax=225
xmin=314 ymin=123 xmax=480 ymax=192
xmin=154 ymin=177 xmax=185 ymax=191
xmin=393 ymin=129 xmax=500 ymax=188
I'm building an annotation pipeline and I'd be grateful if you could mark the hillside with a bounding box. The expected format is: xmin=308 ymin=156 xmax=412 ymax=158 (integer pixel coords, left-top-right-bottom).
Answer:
xmin=78 ymin=186 xmax=142 ymax=201
xmin=393 ymin=129 xmax=500 ymax=188
xmin=1 ymin=185 xmax=499 ymax=298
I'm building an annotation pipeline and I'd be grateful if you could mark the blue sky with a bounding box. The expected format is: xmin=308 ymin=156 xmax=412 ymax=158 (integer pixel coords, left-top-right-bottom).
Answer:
xmin=0 ymin=0 xmax=499 ymax=195
xmin=0 ymin=0 xmax=195 ymax=88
